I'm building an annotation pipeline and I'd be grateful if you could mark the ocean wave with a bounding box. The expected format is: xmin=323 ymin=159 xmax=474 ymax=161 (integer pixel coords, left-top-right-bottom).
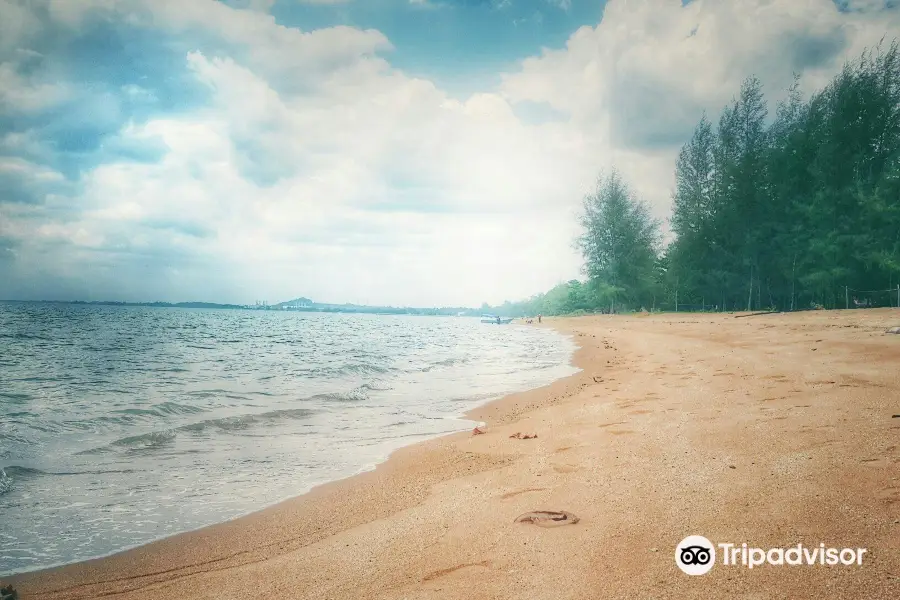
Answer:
xmin=188 ymin=407 xmax=312 ymax=431
xmin=0 ymin=469 xmax=11 ymax=496
xmin=10 ymin=375 xmax=75 ymax=383
xmin=424 ymin=357 xmax=469 ymax=370
xmin=40 ymin=401 xmax=209 ymax=432
xmin=180 ymin=416 xmax=251 ymax=432
xmin=111 ymin=429 xmax=177 ymax=451
xmin=314 ymin=362 xmax=392 ymax=378
xmin=155 ymin=401 xmax=207 ymax=415
xmin=113 ymin=402 xmax=207 ymax=419
xmin=357 ymin=380 xmax=392 ymax=392
xmin=0 ymin=391 xmax=31 ymax=402
xmin=317 ymin=389 xmax=370 ymax=403
xmin=0 ymin=306 xmax=581 ymax=576
xmin=397 ymin=356 xmax=474 ymax=374
xmin=0 ymin=332 xmax=52 ymax=341
xmin=185 ymin=389 xmax=232 ymax=399
xmin=0 ymin=466 xmax=137 ymax=478
xmin=78 ymin=407 xmax=318 ymax=454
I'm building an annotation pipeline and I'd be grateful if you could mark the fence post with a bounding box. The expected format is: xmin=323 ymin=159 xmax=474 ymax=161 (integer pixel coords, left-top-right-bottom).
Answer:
xmin=845 ymin=286 xmax=849 ymax=310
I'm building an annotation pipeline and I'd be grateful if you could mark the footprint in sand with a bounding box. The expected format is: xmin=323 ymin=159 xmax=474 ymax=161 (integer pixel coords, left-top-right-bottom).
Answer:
xmin=876 ymin=487 xmax=900 ymax=505
xmin=514 ymin=511 xmax=580 ymax=527
xmin=552 ymin=464 xmax=580 ymax=474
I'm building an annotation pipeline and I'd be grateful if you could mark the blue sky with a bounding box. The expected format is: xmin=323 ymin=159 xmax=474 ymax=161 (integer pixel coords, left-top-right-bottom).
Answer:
xmin=1 ymin=0 xmax=898 ymax=306
xmin=269 ymin=0 xmax=608 ymax=96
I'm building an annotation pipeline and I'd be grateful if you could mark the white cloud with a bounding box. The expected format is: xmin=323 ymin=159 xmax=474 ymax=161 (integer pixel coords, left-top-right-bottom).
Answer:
xmin=501 ymin=0 xmax=900 ymax=226
xmin=51 ymin=49 xmax=592 ymax=305
xmin=32 ymin=0 xmax=391 ymax=81
xmin=513 ymin=0 xmax=899 ymax=117
xmin=0 ymin=0 xmax=43 ymax=52
xmin=0 ymin=62 xmax=71 ymax=113
xmin=3 ymin=0 xmax=900 ymax=305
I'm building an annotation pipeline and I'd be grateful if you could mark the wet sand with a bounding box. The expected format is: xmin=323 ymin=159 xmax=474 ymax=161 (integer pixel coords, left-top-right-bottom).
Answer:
xmin=9 ymin=309 xmax=900 ymax=599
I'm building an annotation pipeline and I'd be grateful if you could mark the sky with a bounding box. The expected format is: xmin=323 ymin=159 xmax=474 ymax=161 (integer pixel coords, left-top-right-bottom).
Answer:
xmin=0 ymin=0 xmax=898 ymax=307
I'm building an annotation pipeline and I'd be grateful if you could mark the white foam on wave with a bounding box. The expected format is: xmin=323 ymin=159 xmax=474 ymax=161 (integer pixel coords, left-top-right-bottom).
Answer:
xmin=0 ymin=310 xmax=580 ymax=576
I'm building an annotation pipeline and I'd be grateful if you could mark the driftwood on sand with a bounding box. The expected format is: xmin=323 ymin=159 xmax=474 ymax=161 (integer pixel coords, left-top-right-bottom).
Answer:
xmin=514 ymin=511 xmax=580 ymax=527
xmin=509 ymin=432 xmax=538 ymax=439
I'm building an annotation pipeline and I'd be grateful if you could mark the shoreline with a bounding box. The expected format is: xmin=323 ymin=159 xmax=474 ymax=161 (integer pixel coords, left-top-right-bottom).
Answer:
xmin=9 ymin=310 xmax=900 ymax=599
xmin=4 ymin=323 xmax=589 ymax=591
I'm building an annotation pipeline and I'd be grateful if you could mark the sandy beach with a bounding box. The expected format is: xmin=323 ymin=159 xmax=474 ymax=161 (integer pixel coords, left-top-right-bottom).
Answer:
xmin=9 ymin=310 xmax=900 ymax=599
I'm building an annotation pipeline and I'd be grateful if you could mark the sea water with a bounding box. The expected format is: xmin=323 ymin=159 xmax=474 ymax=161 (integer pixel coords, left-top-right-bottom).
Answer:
xmin=0 ymin=303 xmax=578 ymax=575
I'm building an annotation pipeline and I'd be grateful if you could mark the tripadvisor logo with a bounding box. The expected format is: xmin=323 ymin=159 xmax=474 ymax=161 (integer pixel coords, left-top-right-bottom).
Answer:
xmin=675 ymin=536 xmax=867 ymax=575
xmin=676 ymin=535 xmax=716 ymax=575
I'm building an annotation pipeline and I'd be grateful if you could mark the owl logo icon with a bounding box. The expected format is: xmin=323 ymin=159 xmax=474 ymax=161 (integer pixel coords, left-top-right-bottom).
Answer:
xmin=676 ymin=536 xmax=716 ymax=575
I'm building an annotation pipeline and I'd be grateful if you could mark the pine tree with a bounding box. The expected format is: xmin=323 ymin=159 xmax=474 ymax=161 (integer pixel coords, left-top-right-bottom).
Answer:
xmin=576 ymin=171 xmax=661 ymax=310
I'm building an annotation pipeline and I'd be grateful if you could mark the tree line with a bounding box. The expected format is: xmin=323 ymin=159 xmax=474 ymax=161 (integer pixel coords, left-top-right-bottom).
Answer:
xmin=489 ymin=40 xmax=900 ymax=317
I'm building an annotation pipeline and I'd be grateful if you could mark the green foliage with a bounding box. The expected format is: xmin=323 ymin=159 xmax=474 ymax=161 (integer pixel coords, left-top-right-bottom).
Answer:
xmin=488 ymin=40 xmax=900 ymax=315
xmin=667 ymin=39 xmax=900 ymax=311
xmin=576 ymin=171 xmax=661 ymax=309
xmin=487 ymin=173 xmax=660 ymax=315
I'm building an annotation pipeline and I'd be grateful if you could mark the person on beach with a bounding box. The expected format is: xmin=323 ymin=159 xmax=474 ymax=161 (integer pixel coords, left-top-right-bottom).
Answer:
xmin=538 ymin=314 xmax=542 ymax=324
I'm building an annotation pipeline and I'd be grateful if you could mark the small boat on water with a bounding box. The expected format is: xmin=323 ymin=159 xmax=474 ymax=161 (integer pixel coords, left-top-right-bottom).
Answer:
xmin=481 ymin=314 xmax=514 ymax=324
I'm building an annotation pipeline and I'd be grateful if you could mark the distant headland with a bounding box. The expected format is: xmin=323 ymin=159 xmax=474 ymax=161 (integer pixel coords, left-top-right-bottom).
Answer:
xmin=3 ymin=297 xmax=492 ymax=317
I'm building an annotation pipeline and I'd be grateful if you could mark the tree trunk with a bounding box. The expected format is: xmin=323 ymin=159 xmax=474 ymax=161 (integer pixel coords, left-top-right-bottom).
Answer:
xmin=746 ymin=264 xmax=753 ymax=312
xmin=790 ymin=254 xmax=796 ymax=312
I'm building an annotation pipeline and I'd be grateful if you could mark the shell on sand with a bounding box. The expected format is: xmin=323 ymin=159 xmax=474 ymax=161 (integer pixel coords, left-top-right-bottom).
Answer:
xmin=514 ymin=510 xmax=580 ymax=527
xmin=886 ymin=326 xmax=900 ymax=334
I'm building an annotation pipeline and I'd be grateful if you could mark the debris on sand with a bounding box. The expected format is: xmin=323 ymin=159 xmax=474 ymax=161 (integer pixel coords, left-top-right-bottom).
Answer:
xmin=472 ymin=426 xmax=486 ymax=436
xmin=514 ymin=511 xmax=580 ymax=527
xmin=886 ymin=326 xmax=900 ymax=334
xmin=509 ymin=432 xmax=538 ymax=439
xmin=735 ymin=311 xmax=781 ymax=318
xmin=0 ymin=585 xmax=18 ymax=600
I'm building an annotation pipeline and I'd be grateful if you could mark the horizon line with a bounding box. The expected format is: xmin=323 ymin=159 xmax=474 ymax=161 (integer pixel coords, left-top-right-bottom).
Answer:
xmin=0 ymin=298 xmax=493 ymax=310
